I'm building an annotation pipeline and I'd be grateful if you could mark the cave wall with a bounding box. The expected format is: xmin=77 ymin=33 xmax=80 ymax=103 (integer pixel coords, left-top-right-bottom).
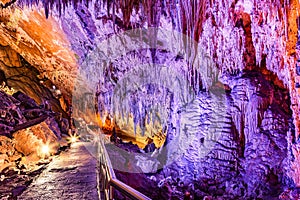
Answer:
xmin=160 ymin=69 xmax=292 ymax=199
xmin=0 ymin=7 xmax=77 ymax=104
xmin=0 ymin=44 xmax=68 ymax=116
xmin=55 ymin=1 xmax=299 ymax=198
xmin=0 ymin=0 xmax=300 ymax=199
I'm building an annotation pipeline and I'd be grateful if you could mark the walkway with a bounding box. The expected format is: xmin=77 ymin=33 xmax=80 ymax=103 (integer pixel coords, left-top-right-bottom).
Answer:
xmin=18 ymin=142 xmax=100 ymax=200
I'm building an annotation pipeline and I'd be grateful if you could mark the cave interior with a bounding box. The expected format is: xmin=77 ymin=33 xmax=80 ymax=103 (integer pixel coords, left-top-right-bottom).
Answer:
xmin=0 ymin=0 xmax=300 ymax=199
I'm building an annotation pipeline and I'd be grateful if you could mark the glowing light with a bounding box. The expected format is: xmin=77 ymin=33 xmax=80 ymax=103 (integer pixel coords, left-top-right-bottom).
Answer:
xmin=67 ymin=134 xmax=79 ymax=143
xmin=41 ymin=144 xmax=50 ymax=155
xmin=70 ymin=135 xmax=78 ymax=143
xmin=39 ymin=142 xmax=52 ymax=159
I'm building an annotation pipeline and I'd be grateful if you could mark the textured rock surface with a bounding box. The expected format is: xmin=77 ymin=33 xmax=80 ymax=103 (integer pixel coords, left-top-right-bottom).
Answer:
xmin=0 ymin=90 xmax=67 ymax=138
xmin=0 ymin=0 xmax=300 ymax=199
xmin=0 ymin=7 xmax=77 ymax=102
xmin=108 ymin=70 xmax=292 ymax=199
xmin=55 ymin=2 xmax=295 ymax=198
xmin=0 ymin=88 xmax=70 ymax=199
xmin=0 ymin=43 xmax=69 ymax=116
xmin=13 ymin=121 xmax=59 ymax=157
xmin=13 ymin=130 xmax=44 ymax=156
xmin=0 ymin=165 xmax=48 ymax=199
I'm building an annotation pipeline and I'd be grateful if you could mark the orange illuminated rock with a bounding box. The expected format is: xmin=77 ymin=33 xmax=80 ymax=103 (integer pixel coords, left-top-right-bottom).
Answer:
xmin=0 ymin=136 xmax=14 ymax=156
xmin=13 ymin=121 xmax=59 ymax=157
xmin=30 ymin=121 xmax=58 ymax=144
xmin=0 ymin=0 xmax=12 ymax=4
xmin=13 ymin=129 xmax=43 ymax=156
xmin=0 ymin=7 xmax=77 ymax=104
xmin=0 ymin=45 xmax=21 ymax=67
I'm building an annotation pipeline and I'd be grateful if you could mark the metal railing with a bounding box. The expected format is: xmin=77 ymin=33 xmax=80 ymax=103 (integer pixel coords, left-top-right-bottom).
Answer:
xmin=97 ymin=135 xmax=152 ymax=200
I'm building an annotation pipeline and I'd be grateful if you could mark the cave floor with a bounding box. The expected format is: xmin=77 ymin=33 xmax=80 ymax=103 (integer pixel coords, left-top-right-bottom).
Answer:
xmin=17 ymin=142 xmax=100 ymax=200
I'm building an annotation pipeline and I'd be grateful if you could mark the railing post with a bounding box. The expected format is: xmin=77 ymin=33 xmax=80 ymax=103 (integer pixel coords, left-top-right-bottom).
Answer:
xmin=109 ymin=185 xmax=114 ymax=200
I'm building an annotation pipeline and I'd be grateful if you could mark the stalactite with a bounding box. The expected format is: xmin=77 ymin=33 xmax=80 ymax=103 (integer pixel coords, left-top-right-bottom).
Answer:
xmin=116 ymin=0 xmax=137 ymax=29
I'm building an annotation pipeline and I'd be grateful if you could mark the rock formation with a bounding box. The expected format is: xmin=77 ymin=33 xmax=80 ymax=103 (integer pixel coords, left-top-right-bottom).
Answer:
xmin=0 ymin=0 xmax=300 ymax=199
xmin=0 ymin=88 xmax=68 ymax=199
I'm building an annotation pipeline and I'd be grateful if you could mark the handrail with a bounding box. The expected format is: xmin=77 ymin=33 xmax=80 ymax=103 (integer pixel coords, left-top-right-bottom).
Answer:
xmin=97 ymin=134 xmax=152 ymax=200
xmin=110 ymin=179 xmax=151 ymax=200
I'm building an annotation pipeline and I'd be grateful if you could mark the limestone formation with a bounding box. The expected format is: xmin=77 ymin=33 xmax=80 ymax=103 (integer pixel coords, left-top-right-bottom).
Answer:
xmin=0 ymin=0 xmax=300 ymax=199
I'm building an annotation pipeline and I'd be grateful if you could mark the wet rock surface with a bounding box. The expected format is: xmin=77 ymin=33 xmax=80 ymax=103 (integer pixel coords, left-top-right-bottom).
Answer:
xmin=0 ymin=164 xmax=49 ymax=200
xmin=18 ymin=142 xmax=99 ymax=200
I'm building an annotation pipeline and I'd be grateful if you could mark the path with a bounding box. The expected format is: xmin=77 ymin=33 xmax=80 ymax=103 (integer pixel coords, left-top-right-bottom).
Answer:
xmin=18 ymin=142 xmax=100 ymax=200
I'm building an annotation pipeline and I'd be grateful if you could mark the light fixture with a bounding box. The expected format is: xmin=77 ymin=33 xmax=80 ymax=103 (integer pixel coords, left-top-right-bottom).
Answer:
xmin=70 ymin=135 xmax=78 ymax=143
xmin=40 ymin=143 xmax=51 ymax=158
xmin=67 ymin=133 xmax=79 ymax=144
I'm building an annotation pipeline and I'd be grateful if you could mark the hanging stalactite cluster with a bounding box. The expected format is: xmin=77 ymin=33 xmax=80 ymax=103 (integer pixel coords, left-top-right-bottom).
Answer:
xmin=2 ymin=0 xmax=209 ymax=41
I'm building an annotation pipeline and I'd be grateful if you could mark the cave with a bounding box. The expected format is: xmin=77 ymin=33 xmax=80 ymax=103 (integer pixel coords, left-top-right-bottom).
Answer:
xmin=0 ymin=0 xmax=300 ymax=199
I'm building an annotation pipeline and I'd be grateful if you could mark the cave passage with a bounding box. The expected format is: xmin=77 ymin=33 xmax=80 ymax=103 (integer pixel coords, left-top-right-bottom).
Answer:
xmin=0 ymin=0 xmax=300 ymax=200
